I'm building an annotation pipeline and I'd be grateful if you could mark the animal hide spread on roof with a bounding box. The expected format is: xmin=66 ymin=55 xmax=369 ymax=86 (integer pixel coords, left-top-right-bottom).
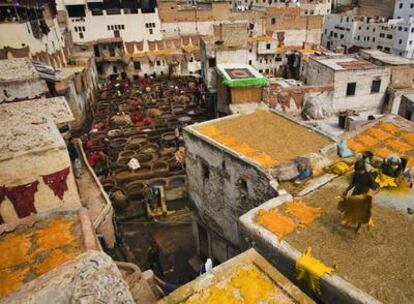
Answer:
xmin=6 ymin=181 xmax=39 ymax=218
xmin=124 ymin=41 xmax=135 ymax=54
xmin=0 ymin=185 xmax=5 ymax=224
xmin=156 ymin=40 xmax=165 ymax=50
xmin=42 ymin=167 xmax=70 ymax=200
xmin=135 ymin=40 xmax=144 ymax=51
xmin=148 ymin=40 xmax=156 ymax=51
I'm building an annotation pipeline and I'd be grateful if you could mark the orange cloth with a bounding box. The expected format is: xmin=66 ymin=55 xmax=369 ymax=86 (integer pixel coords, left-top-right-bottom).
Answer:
xmin=337 ymin=194 xmax=372 ymax=225
xmin=285 ymin=200 xmax=323 ymax=225
xmin=256 ymin=209 xmax=297 ymax=240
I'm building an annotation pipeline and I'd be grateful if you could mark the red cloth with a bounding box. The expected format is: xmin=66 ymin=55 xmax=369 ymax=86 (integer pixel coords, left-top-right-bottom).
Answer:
xmin=130 ymin=113 xmax=143 ymax=122
xmin=42 ymin=167 xmax=70 ymax=200
xmin=0 ymin=185 xmax=5 ymax=224
xmin=143 ymin=117 xmax=153 ymax=126
xmin=6 ymin=181 xmax=39 ymax=218
xmin=88 ymin=152 xmax=100 ymax=167
xmin=85 ymin=140 xmax=93 ymax=149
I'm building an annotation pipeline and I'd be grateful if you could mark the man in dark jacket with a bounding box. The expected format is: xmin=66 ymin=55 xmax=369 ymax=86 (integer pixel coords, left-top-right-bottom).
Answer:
xmin=67 ymin=137 xmax=83 ymax=178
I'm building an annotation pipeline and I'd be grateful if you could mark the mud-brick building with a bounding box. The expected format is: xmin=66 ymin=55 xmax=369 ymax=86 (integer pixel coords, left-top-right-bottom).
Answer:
xmin=184 ymin=110 xmax=335 ymax=262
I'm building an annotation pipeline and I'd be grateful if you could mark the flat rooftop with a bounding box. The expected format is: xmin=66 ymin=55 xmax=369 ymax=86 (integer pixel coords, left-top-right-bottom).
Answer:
xmin=313 ymin=57 xmax=378 ymax=71
xmin=361 ymin=49 xmax=414 ymax=66
xmin=346 ymin=115 xmax=414 ymax=169
xmin=216 ymin=63 xmax=268 ymax=88
xmin=0 ymin=97 xmax=74 ymax=160
xmin=0 ymin=210 xmax=94 ymax=299
xmin=0 ymin=58 xmax=40 ymax=83
xmin=158 ymin=248 xmax=314 ymax=304
xmin=194 ymin=110 xmax=333 ymax=169
xmin=283 ymin=175 xmax=414 ymax=304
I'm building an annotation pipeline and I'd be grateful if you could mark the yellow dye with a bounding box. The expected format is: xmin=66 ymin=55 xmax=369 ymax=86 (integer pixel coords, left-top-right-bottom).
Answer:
xmin=284 ymin=200 xmax=323 ymax=225
xmin=408 ymin=158 xmax=414 ymax=168
xmin=347 ymin=139 xmax=367 ymax=153
xmin=33 ymin=248 xmax=79 ymax=275
xmin=231 ymin=143 xmax=256 ymax=156
xmin=386 ymin=140 xmax=413 ymax=154
xmin=296 ymin=247 xmax=334 ymax=294
xmin=328 ymin=161 xmax=351 ymax=175
xmin=35 ymin=219 xmax=77 ymax=253
xmin=0 ymin=233 xmax=32 ymax=269
xmin=377 ymin=122 xmax=402 ymax=134
xmin=250 ymin=153 xmax=278 ymax=168
xmin=256 ymin=208 xmax=298 ymax=240
xmin=213 ymin=134 xmax=238 ymax=147
xmin=376 ymin=174 xmax=398 ymax=188
xmin=184 ymin=266 xmax=279 ymax=304
xmin=230 ymin=266 xmax=275 ymax=303
xmin=372 ymin=147 xmax=394 ymax=159
xmin=400 ymin=132 xmax=414 ymax=146
xmin=354 ymin=134 xmax=378 ymax=148
xmin=365 ymin=128 xmax=392 ymax=141
xmin=197 ymin=125 xmax=221 ymax=137
xmin=0 ymin=268 xmax=30 ymax=298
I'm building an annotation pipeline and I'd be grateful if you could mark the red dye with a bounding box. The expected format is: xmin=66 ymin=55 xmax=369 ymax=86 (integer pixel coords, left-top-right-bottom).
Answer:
xmin=42 ymin=167 xmax=70 ymax=200
xmin=6 ymin=181 xmax=39 ymax=218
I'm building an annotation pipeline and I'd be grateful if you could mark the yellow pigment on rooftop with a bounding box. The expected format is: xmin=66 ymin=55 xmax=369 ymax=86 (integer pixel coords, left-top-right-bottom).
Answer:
xmin=386 ymin=140 xmax=413 ymax=154
xmin=347 ymin=139 xmax=367 ymax=153
xmin=0 ymin=216 xmax=84 ymax=299
xmin=35 ymin=218 xmax=77 ymax=253
xmin=285 ymin=200 xmax=323 ymax=225
xmin=353 ymin=134 xmax=378 ymax=148
xmin=377 ymin=122 xmax=402 ymax=134
xmin=256 ymin=209 xmax=298 ymax=240
xmin=183 ymin=265 xmax=280 ymax=304
xmin=0 ymin=233 xmax=32 ymax=269
xmin=364 ymin=127 xmax=392 ymax=141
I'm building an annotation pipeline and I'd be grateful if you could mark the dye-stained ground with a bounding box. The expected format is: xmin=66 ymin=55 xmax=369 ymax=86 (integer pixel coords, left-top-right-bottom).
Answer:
xmin=284 ymin=175 xmax=414 ymax=304
xmin=0 ymin=215 xmax=84 ymax=299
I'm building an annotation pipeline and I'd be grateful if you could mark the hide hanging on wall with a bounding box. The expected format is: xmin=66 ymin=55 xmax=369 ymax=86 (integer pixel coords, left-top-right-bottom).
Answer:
xmin=6 ymin=181 xmax=39 ymax=218
xmin=42 ymin=167 xmax=70 ymax=200
xmin=0 ymin=185 xmax=5 ymax=224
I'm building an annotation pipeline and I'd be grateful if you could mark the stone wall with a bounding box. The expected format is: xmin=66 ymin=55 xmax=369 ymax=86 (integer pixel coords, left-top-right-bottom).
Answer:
xmin=184 ymin=128 xmax=278 ymax=260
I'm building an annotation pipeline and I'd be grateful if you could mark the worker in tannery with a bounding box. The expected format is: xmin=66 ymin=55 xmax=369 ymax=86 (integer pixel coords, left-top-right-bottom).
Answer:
xmin=67 ymin=137 xmax=83 ymax=178
xmin=339 ymin=160 xmax=380 ymax=234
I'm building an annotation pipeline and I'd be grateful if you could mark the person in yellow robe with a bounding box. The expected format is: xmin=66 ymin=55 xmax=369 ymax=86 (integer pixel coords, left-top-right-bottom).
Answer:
xmin=340 ymin=161 xmax=379 ymax=234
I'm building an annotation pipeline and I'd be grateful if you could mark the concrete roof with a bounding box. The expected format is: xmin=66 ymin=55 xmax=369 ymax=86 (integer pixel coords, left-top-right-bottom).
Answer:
xmin=360 ymin=50 xmax=414 ymax=66
xmin=56 ymin=66 xmax=85 ymax=81
xmin=313 ymin=56 xmax=378 ymax=71
xmin=190 ymin=110 xmax=333 ymax=169
xmin=0 ymin=58 xmax=40 ymax=83
xmin=159 ymin=248 xmax=314 ymax=303
xmin=0 ymin=97 xmax=74 ymax=160
xmin=0 ymin=209 xmax=98 ymax=301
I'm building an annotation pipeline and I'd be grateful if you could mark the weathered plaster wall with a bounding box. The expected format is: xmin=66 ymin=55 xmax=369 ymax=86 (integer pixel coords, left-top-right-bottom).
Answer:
xmin=0 ymin=147 xmax=81 ymax=222
xmin=184 ymin=129 xmax=278 ymax=253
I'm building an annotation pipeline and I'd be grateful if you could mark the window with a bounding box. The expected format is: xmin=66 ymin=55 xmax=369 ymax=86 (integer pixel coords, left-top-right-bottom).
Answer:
xmin=82 ymin=26 xmax=85 ymax=31
xmin=208 ymin=57 xmax=216 ymax=67
xmin=405 ymin=27 xmax=408 ymax=31
xmin=134 ymin=61 xmax=141 ymax=70
xmin=114 ymin=30 xmax=120 ymax=38
xmin=149 ymin=28 xmax=153 ymax=34
xmin=239 ymin=178 xmax=248 ymax=192
xmin=271 ymin=17 xmax=276 ymax=24
xmin=399 ymin=3 xmax=403 ymax=8
xmin=371 ymin=80 xmax=381 ymax=93
xmin=202 ymin=163 xmax=210 ymax=179
xmin=74 ymin=27 xmax=78 ymax=32
xmin=324 ymin=29 xmax=327 ymax=34
xmin=399 ymin=39 xmax=403 ymax=44
xmin=387 ymin=34 xmax=393 ymax=39
xmin=121 ymin=24 xmax=125 ymax=30
xmin=340 ymin=34 xmax=344 ymax=39
xmin=412 ymin=28 xmax=414 ymax=33
xmin=373 ymin=37 xmax=375 ymax=42
xmin=156 ymin=60 xmax=161 ymax=66
xmin=79 ymin=32 xmax=84 ymax=39
xmin=399 ymin=26 xmax=402 ymax=31
xmin=66 ymin=5 xmax=86 ymax=17
xmin=110 ymin=25 xmax=114 ymax=30
xmin=248 ymin=60 xmax=252 ymax=65
xmin=380 ymin=33 xmax=385 ymax=38
xmin=410 ymin=40 xmax=413 ymax=45
xmin=113 ymin=66 xmax=118 ymax=74
xmin=411 ymin=3 xmax=414 ymax=8
xmin=346 ymin=82 xmax=356 ymax=96
xmin=266 ymin=43 xmax=271 ymax=50
xmin=357 ymin=35 xmax=360 ymax=41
